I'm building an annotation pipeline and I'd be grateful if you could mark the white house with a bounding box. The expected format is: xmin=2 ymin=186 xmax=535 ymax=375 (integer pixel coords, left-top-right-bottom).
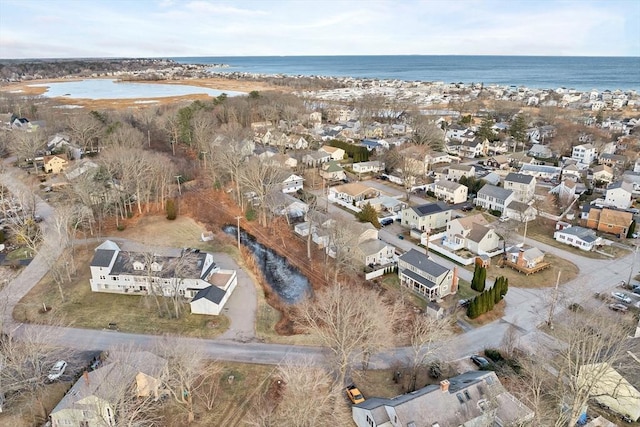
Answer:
xmin=443 ymin=214 xmax=500 ymax=255
xmin=446 ymin=164 xmax=475 ymax=181
xmin=281 ymin=174 xmax=304 ymax=193
xmin=519 ymin=164 xmax=561 ymax=181
xmin=319 ymin=145 xmax=345 ymax=161
xmin=553 ymin=226 xmax=602 ymax=251
xmin=475 ymin=185 xmax=514 ymax=213
xmin=572 ymin=143 xmax=597 ymax=165
xmin=431 ymin=179 xmax=468 ymax=204
xmin=605 ymin=181 xmax=634 ymax=209
xmin=89 ymin=240 xmax=237 ymax=316
xmin=504 ymin=172 xmax=537 ymax=202
xmin=504 ymin=200 xmax=537 ymax=221
xmin=352 ymin=160 xmax=385 ymax=174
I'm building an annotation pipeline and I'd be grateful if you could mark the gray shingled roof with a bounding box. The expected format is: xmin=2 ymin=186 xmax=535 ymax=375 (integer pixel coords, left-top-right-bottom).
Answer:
xmin=399 ymin=249 xmax=449 ymax=277
xmin=557 ymin=226 xmax=598 ymax=243
xmin=477 ymin=184 xmax=513 ymax=200
xmin=90 ymin=249 xmax=115 ymax=267
xmin=505 ymin=172 xmax=534 ymax=184
xmin=192 ymin=285 xmax=226 ymax=304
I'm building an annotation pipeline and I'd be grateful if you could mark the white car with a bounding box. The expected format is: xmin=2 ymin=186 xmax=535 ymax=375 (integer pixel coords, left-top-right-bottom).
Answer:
xmin=47 ymin=360 xmax=67 ymax=382
xmin=611 ymin=292 xmax=632 ymax=304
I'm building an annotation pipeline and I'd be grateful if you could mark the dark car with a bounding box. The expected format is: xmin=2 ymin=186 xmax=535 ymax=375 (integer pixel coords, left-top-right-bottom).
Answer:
xmin=461 ymin=204 xmax=473 ymax=212
xmin=470 ymin=355 xmax=490 ymax=368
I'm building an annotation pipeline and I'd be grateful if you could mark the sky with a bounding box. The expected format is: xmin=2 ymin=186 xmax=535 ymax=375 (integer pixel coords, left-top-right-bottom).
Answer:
xmin=0 ymin=0 xmax=639 ymax=59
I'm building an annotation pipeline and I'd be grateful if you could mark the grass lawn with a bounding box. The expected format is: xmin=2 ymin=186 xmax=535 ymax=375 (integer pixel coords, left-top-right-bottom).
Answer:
xmin=14 ymin=244 xmax=230 ymax=338
xmin=456 ymin=278 xmax=477 ymax=300
xmin=380 ymin=274 xmax=427 ymax=310
xmin=6 ymin=246 xmax=35 ymax=260
xmin=522 ymin=219 xmax=630 ymax=259
xmin=0 ymin=382 xmax=69 ymax=427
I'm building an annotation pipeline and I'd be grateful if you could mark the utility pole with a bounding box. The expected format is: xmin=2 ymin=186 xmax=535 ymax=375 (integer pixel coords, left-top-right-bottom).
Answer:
xmin=147 ymin=129 xmax=151 ymax=147
xmin=235 ymin=216 xmax=242 ymax=250
xmin=175 ymin=175 xmax=182 ymax=195
xmin=201 ymin=151 xmax=207 ymax=169
xmin=627 ymin=244 xmax=638 ymax=286
xmin=547 ymin=270 xmax=562 ymax=330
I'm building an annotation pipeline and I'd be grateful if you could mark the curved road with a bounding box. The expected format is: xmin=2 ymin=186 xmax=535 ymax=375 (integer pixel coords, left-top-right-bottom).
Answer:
xmin=1 ymin=164 xmax=635 ymax=368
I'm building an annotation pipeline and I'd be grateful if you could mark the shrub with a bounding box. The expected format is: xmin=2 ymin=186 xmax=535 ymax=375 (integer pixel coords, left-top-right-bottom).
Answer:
xmin=484 ymin=348 xmax=504 ymax=363
xmin=116 ymin=224 xmax=126 ymax=231
xmin=166 ymin=199 xmax=177 ymax=220
xmin=245 ymin=209 xmax=256 ymax=221
xmin=428 ymin=361 xmax=442 ymax=379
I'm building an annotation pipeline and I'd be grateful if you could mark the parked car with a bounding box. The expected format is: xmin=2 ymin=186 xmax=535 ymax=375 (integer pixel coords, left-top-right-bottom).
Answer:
xmin=380 ymin=218 xmax=393 ymax=227
xmin=461 ymin=204 xmax=473 ymax=212
xmin=608 ymin=303 xmax=629 ymax=313
xmin=470 ymin=355 xmax=490 ymax=368
xmin=346 ymin=384 xmax=365 ymax=404
xmin=397 ymin=234 xmax=404 ymax=240
xmin=632 ymin=287 xmax=640 ymax=296
xmin=498 ymin=216 xmax=508 ymax=222
xmin=611 ymin=292 xmax=632 ymax=304
xmin=47 ymin=360 xmax=67 ymax=382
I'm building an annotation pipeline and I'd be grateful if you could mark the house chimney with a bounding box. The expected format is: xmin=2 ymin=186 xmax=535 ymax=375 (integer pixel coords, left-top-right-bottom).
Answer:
xmin=518 ymin=249 xmax=525 ymax=267
xmin=440 ymin=379 xmax=450 ymax=393
xmin=83 ymin=370 xmax=90 ymax=386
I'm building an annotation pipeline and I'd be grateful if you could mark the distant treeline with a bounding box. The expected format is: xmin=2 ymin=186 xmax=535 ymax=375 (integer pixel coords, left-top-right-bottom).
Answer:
xmin=0 ymin=58 xmax=180 ymax=81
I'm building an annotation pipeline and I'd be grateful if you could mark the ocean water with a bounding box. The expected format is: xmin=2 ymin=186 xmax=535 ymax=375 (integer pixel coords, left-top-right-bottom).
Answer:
xmin=173 ymin=55 xmax=640 ymax=92
xmin=29 ymin=79 xmax=245 ymax=100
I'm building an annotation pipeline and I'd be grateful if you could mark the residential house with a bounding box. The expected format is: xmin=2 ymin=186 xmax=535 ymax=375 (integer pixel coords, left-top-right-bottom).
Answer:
xmin=360 ymin=139 xmax=381 ymax=152
xmin=88 ymin=240 xmax=237 ymax=316
xmin=598 ymin=153 xmax=627 ymax=169
xmin=352 ymin=160 xmax=385 ymax=174
xmin=352 ymin=370 xmax=534 ymax=427
xmin=562 ymin=164 xmax=582 ymax=181
xmin=483 ymin=172 xmax=501 ymax=186
xmin=426 ymin=151 xmax=453 ymax=165
xmin=326 ymin=222 xmax=394 ymax=266
xmin=268 ymin=191 xmax=308 ymax=220
xmin=397 ymin=248 xmax=458 ymax=300
xmin=366 ymin=195 xmax=407 ymax=213
xmin=319 ymin=160 xmax=346 ymax=181
xmin=43 ymin=154 xmax=69 ymax=174
xmin=445 ymin=124 xmax=472 ymax=141
xmin=553 ymin=225 xmax=602 ymax=251
xmin=446 ymin=164 xmax=475 ymax=181
xmin=289 ymin=135 xmax=309 ymax=150
xmin=584 ymin=207 xmax=633 ymax=237
xmin=550 ymin=180 xmax=579 ymax=202
xmin=528 ymin=143 xmax=553 ymax=158
xmin=578 ymin=363 xmax=640 ymax=422
xmin=485 ymin=155 xmax=510 ymax=170
xmin=328 ymin=182 xmax=378 ymax=206
xmin=259 ymin=152 xmax=298 ymax=169
xmin=443 ymin=214 xmax=500 ymax=255
xmin=432 ymin=179 xmax=468 ymax=204
xmin=592 ymin=165 xmax=614 ymax=184
xmin=302 ymin=151 xmax=330 ymax=167
xmin=459 ymin=138 xmax=488 ymax=158
xmin=475 ymin=185 xmax=515 ymax=213
xmin=280 ymin=173 xmax=304 ymax=193
xmin=505 ymin=245 xmax=546 ymax=269
xmin=401 ymin=203 xmax=452 ymax=232
xmin=604 ymin=181 xmax=634 ymax=209
xmin=319 ymin=145 xmax=346 ymax=161
xmin=572 ymin=143 xmax=597 ymax=164
xmin=50 ymin=351 xmax=167 ymax=427
xmin=504 ymin=172 xmax=537 ymax=202
xmin=519 ymin=164 xmax=561 ymax=181
xmin=504 ymin=200 xmax=537 ymax=221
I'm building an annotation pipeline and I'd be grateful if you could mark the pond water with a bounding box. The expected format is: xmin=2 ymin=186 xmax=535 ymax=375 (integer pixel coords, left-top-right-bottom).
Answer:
xmin=223 ymin=225 xmax=311 ymax=304
xmin=29 ymin=79 xmax=244 ymax=100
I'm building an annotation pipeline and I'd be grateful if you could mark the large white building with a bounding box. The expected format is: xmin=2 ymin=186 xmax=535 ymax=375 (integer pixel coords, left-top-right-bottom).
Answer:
xmin=572 ymin=143 xmax=597 ymax=165
xmin=89 ymin=240 xmax=237 ymax=315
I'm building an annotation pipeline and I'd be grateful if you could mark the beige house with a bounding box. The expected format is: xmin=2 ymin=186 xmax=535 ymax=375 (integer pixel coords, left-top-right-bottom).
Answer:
xmin=592 ymin=165 xmax=614 ymax=183
xmin=44 ymin=154 xmax=69 ymax=174
xmin=319 ymin=145 xmax=346 ymax=161
xmin=319 ymin=160 xmax=346 ymax=181
xmin=50 ymin=351 xmax=167 ymax=427
xmin=398 ymin=249 xmax=458 ymax=300
xmin=432 ymin=179 xmax=468 ymax=204
xmin=504 ymin=172 xmax=537 ymax=202
xmin=578 ymin=363 xmax=640 ymax=422
xmin=443 ymin=214 xmax=500 ymax=255
xmin=505 ymin=245 xmax=545 ymax=268
xmin=401 ymin=203 xmax=452 ymax=232
xmin=446 ymin=164 xmax=475 ymax=181
xmin=328 ymin=182 xmax=378 ymax=206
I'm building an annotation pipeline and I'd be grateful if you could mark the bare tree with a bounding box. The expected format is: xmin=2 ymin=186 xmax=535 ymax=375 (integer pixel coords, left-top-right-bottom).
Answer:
xmin=65 ymin=111 xmax=104 ymax=153
xmin=239 ymin=157 xmax=286 ymax=226
xmin=294 ymin=282 xmax=395 ymax=387
xmin=325 ymin=217 xmax=366 ymax=282
xmin=9 ymin=128 xmax=46 ymax=172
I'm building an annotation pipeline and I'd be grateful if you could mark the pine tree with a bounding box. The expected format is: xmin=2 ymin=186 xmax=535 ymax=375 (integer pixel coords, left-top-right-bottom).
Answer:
xmin=500 ymin=278 xmax=509 ymax=299
xmin=467 ymin=297 xmax=478 ymax=319
xmin=477 ymin=267 xmax=486 ymax=292
xmin=355 ymin=203 xmax=381 ymax=229
xmin=509 ymin=114 xmax=527 ymax=143
xmin=471 ymin=263 xmax=480 ymax=291
xmin=492 ymin=282 xmax=501 ymax=304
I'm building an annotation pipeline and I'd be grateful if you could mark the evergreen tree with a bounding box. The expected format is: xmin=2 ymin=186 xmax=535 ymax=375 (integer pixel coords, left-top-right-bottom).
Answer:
xmin=509 ymin=114 xmax=527 ymax=143
xmin=355 ymin=203 xmax=381 ymax=229
xmin=627 ymin=220 xmax=636 ymax=238
xmin=501 ymin=278 xmax=509 ymax=299
xmin=467 ymin=297 xmax=478 ymax=319
xmin=492 ymin=282 xmax=501 ymax=304
xmin=471 ymin=263 xmax=480 ymax=291
xmin=477 ymin=266 xmax=487 ymax=292
xmin=476 ymin=116 xmax=496 ymax=142
xmin=166 ymin=199 xmax=177 ymax=220
xmin=485 ymin=289 xmax=495 ymax=311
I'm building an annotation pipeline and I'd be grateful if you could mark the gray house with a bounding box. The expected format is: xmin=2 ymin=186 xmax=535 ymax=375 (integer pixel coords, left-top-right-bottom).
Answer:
xmin=475 ymin=185 xmax=514 ymax=213
xmin=352 ymin=370 xmax=534 ymax=427
xmin=398 ymin=249 xmax=457 ymax=301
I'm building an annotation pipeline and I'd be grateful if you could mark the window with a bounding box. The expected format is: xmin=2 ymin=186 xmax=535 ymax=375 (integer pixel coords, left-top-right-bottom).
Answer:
xmin=456 ymin=393 xmax=465 ymax=403
xmin=464 ymin=390 xmax=471 ymax=401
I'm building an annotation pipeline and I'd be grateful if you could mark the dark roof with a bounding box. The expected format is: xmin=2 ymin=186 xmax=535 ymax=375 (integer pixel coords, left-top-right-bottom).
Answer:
xmin=411 ymin=203 xmax=449 ymax=217
xmin=91 ymin=249 xmax=115 ymax=267
xmin=505 ymin=172 xmax=534 ymax=184
xmin=402 ymin=269 xmax=438 ymax=289
xmin=191 ymin=285 xmax=226 ymax=304
xmin=399 ymin=249 xmax=450 ymax=277
xmin=477 ymin=184 xmax=513 ymax=200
